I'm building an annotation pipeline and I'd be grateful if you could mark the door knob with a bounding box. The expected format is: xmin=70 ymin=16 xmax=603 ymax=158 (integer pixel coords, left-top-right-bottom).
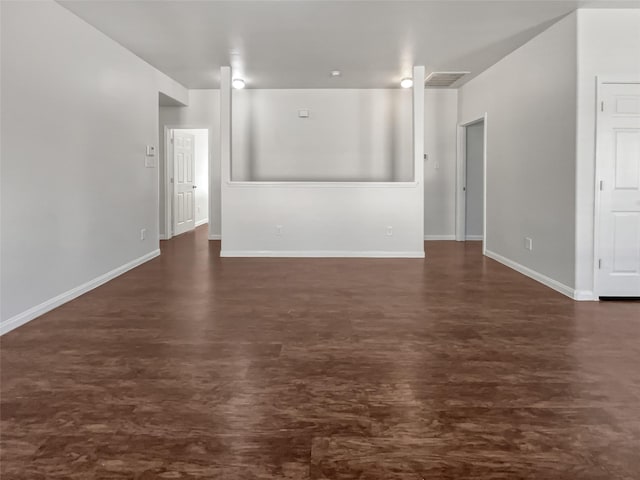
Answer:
xmin=193 ymin=185 xmax=197 ymax=189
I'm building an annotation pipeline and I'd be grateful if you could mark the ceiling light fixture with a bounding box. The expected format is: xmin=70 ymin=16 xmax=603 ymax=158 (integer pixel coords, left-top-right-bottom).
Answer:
xmin=400 ymin=77 xmax=413 ymax=89
xmin=232 ymin=78 xmax=246 ymax=89
xmin=331 ymin=70 xmax=341 ymax=77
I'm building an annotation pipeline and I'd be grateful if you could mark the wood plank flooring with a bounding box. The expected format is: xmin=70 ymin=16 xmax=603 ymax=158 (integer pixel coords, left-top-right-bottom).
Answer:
xmin=1 ymin=225 xmax=639 ymax=479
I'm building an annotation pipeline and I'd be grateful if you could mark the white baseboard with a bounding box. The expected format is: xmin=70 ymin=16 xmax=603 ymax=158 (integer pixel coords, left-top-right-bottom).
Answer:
xmin=220 ymin=250 xmax=425 ymax=258
xmin=465 ymin=235 xmax=483 ymax=241
xmin=574 ymin=290 xmax=597 ymax=301
xmin=159 ymin=234 xmax=168 ymax=240
xmin=484 ymin=249 xmax=580 ymax=300
xmin=195 ymin=218 xmax=209 ymax=228
xmin=208 ymin=234 xmax=221 ymax=240
xmin=424 ymin=235 xmax=455 ymax=240
xmin=0 ymin=249 xmax=161 ymax=336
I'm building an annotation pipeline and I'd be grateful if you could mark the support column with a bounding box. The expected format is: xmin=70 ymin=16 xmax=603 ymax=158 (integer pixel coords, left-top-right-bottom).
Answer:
xmin=412 ymin=65 xmax=425 ymax=251
xmin=220 ymin=66 xmax=232 ymax=246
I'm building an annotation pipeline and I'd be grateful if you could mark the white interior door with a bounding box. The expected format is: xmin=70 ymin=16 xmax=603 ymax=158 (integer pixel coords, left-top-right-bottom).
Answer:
xmin=597 ymin=83 xmax=640 ymax=297
xmin=173 ymin=131 xmax=196 ymax=236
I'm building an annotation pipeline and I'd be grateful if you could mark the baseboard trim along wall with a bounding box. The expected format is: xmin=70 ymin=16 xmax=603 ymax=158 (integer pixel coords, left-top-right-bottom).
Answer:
xmin=574 ymin=290 xmax=597 ymax=301
xmin=208 ymin=234 xmax=221 ymax=240
xmin=195 ymin=218 xmax=209 ymax=227
xmin=220 ymin=250 xmax=425 ymax=258
xmin=0 ymin=249 xmax=161 ymax=336
xmin=424 ymin=235 xmax=456 ymax=240
xmin=485 ymin=249 xmax=591 ymax=301
xmin=159 ymin=234 xmax=168 ymax=240
xmin=465 ymin=235 xmax=484 ymax=241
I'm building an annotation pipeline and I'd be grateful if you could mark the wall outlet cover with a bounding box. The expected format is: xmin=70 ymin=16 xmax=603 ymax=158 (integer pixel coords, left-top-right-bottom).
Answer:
xmin=525 ymin=237 xmax=533 ymax=251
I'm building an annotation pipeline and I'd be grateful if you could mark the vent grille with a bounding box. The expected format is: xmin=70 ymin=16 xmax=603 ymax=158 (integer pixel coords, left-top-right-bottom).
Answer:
xmin=424 ymin=71 xmax=469 ymax=87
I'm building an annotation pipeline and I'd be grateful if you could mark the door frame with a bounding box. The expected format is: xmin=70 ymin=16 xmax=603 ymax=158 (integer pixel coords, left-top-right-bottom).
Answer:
xmin=162 ymin=125 xmax=211 ymax=240
xmin=456 ymin=113 xmax=488 ymax=254
xmin=592 ymin=76 xmax=640 ymax=298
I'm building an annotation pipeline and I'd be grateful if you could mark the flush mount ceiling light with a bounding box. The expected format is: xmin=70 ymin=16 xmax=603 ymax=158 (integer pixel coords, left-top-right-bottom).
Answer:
xmin=330 ymin=70 xmax=341 ymax=77
xmin=232 ymin=78 xmax=246 ymax=89
xmin=400 ymin=77 xmax=413 ymax=89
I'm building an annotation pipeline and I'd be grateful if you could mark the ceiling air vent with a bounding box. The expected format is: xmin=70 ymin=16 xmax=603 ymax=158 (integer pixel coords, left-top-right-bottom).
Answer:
xmin=424 ymin=71 xmax=469 ymax=87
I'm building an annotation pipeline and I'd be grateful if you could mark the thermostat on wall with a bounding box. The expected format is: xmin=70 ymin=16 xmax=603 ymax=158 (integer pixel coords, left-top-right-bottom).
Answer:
xmin=298 ymin=109 xmax=309 ymax=118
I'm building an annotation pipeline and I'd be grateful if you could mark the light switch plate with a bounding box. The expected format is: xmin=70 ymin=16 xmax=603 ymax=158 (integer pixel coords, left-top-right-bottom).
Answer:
xmin=145 ymin=156 xmax=156 ymax=168
xmin=146 ymin=145 xmax=156 ymax=156
xmin=298 ymin=109 xmax=309 ymax=118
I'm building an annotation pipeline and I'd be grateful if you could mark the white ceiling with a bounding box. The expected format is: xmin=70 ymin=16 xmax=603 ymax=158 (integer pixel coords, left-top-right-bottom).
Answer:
xmin=58 ymin=0 xmax=640 ymax=89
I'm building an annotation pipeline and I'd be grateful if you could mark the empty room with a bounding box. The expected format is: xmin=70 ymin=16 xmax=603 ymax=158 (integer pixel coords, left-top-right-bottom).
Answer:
xmin=2 ymin=0 xmax=640 ymax=478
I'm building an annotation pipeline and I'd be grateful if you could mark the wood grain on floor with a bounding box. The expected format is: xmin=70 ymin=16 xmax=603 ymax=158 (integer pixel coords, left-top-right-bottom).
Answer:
xmin=1 ymin=225 xmax=639 ymax=479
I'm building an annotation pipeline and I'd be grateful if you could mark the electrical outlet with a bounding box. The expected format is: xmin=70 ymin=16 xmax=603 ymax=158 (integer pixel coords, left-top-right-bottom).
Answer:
xmin=140 ymin=228 xmax=146 ymax=241
xmin=386 ymin=226 xmax=393 ymax=237
xmin=524 ymin=237 xmax=533 ymax=251
xmin=276 ymin=225 xmax=283 ymax=236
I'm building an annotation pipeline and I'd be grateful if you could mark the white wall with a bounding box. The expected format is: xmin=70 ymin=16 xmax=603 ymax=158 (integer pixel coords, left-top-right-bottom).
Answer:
xmin=575 ymin=9 xmax=640 ymax=296
xmin=221 ymin=184 xmax=425 ymax=256
xmin=465 ymin=121 xmax=484 ymax=238
xmin=424 ymin=89 xmax=458 ymax=238
xmin=458 ymin=13 xmax=578 ymax=289
xmin=220 ymin=66 xmax=426 ymax=257
xmin=0 ymin=0 xmax=187 ymax=329
xmin=160 ymin=88 xmax=457 ymax=239
xmin=231 ymin=89 xmax=413 ymax=181
xmin=159 ymin=90 xmax=221 ymax=238
xmin=181 ymin=129 xmax=209 ymax=225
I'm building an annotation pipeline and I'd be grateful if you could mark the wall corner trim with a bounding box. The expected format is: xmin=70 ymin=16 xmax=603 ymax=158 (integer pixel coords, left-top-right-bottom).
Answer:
xmin=484 ymin=249 xmax=582 ymax=301
xmin=0 ymin=249 xmax=161 ymax=336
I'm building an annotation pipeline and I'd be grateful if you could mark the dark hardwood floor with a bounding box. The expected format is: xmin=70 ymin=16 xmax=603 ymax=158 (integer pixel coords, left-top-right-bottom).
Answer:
xmin=1 ymin=225 xmax=639 ymax=479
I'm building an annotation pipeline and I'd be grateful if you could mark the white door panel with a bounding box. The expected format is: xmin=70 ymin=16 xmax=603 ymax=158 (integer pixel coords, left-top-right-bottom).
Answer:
xmin=597 ymin=83 xmax=640 ymax=297
xmin=173 ymin=131 xmax=196 ymax=236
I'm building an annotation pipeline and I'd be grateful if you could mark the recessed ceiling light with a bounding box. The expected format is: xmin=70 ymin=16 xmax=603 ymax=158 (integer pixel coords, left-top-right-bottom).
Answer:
xmin=400 ymin=77 xmax=413 ymax=89
xmin=331 ymin=70 xmax=341 ymax=77
xmin=232 ymin=78 xmax=246 ymax=89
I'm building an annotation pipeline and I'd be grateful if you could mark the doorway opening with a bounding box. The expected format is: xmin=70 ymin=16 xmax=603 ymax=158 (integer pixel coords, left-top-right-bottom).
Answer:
xmin=456 ymin=115 xmax=487 ymax=251
xmin=163 ymin=128 xmax=209 ymax=239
